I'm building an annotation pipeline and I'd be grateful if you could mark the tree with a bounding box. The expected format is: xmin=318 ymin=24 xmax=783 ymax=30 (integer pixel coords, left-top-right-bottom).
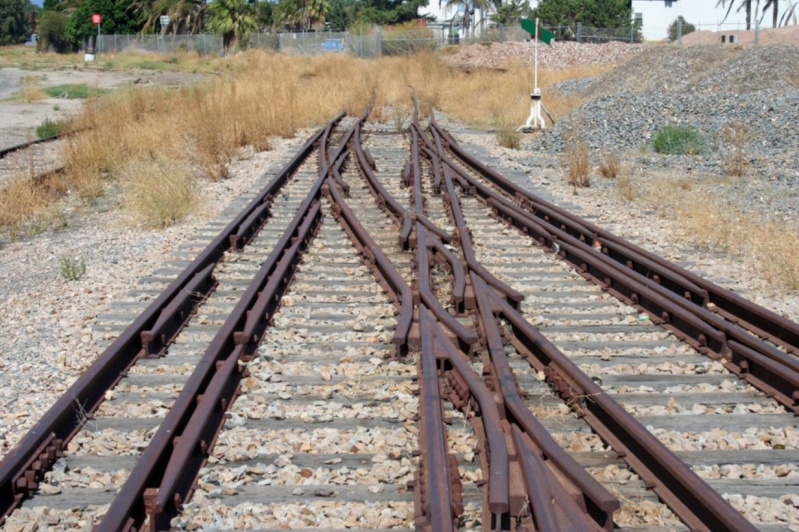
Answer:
xmin=0 ymin=0 xmax=38 ymax=45
xmin=761 ymin=0 xmax=798 ymax=26
xmin=66 ymin=0 xmax=143 ymax=48
xmin=667 ymin=15 xmax=695 ymax=41
xmin=716 ymin=0 xmax=752 ymax=29
xmin=38 ymin=10 xmax=71 ymax=51
xmin=130 ymin=0 xmax=207 ymax=34
xmin=532 ymin=0 xmax=633 ymax=41
xmin=326 ymin=0 xmax=356 ymax=31
xmin=276 ymin=0 xmax=330 ymax=30
xmin=490 ymin=0 xmax=532 ymax=26
xmin=206 ymin=0 xmax=258 ymax=51
xmin=254 ymin=0 xmax=274 ymax=31
xmin=352 ymin=0 xmax=427 ymax=26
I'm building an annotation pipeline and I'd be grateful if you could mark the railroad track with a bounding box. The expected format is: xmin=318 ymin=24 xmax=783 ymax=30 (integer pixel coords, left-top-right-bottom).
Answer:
xmin=0 ymin=105 xmax=796 ymax=531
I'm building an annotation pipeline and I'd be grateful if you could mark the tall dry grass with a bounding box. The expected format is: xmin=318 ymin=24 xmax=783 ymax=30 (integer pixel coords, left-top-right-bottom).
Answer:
xmin=635 ymin=176 xmax=799 ymax=291
xmin=3 ymin=50 xmax=604 ymax=231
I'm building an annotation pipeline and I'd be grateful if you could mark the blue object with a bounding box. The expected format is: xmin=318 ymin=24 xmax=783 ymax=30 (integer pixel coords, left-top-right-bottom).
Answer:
xmin=321 ymin=39 xmax=345 ymax=52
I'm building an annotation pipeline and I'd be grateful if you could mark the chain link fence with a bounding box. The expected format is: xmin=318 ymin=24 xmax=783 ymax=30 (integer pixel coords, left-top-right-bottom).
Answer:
xmin=92 ymin=22 xmax=649 ymax=58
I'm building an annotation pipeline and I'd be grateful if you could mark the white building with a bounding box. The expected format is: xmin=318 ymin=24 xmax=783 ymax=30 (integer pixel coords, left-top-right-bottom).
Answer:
xmin=419 ymin=1 xmax=754 ymax=41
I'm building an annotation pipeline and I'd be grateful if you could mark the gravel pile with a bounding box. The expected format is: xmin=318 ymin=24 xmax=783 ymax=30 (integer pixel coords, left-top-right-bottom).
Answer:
xmin=535 ymin=45 xmax=799 ymax=189
xmin=444 ymin=40 xmax=643 ymax=70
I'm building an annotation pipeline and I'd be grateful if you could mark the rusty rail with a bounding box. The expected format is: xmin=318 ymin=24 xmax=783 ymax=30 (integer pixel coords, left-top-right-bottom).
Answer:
xmin=492 ymin=289 xmax=757 ymax=531
xmin=411 ymin=112 xmax=618 ymax=530
xmin=98 ymin=117 xmax=347 ymax=531
xmin=0 ymin=116 xmax=342 ymax=525
xmin=326 ymin=125 xmax=459 ymax=529
xmin=431 ymin=120 xmax=799 ymax=357
xmin=427 ymin=118 xmax=799 ymax=414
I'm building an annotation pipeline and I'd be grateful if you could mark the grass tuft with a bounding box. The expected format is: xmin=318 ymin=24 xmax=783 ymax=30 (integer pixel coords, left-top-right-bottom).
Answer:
xmin=598 ymin=151 xmax=620 ymax=178
xmin=44 ymin=84 xmax=109 ymax=99
xmin=36 ymin=118 xmax=71 ymax=138
xmin=563 ymin=126 xmax=590 ymax=188
xmin=653 ymin=125 xmax=707 ymax=155
xmin=496 ymin=127 xmax=522 ymax=150
xmin=719 ymin=120 xmax=749 ymax=177
xmin=59 ymin=256 xmax=86 ymax=281
xmin=122 ymin=156 xmax=197 ymax=227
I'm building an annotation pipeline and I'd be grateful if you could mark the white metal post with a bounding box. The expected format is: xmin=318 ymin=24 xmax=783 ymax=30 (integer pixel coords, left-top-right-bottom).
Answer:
xmin=534 ymin=17 xmax=539 ymax=92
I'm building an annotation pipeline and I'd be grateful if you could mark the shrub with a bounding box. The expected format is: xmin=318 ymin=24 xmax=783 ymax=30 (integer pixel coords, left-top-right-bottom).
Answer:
xmin=59 ymin=256 xmax=86 ymax=281
xmin=36 ymin=118 xmax=70 ymax=138
xmin=719 ymin=120 xmax=749 ymax=177
xmin=123 ymin=155 xmax=197 ymax=227
xmin=496 ymin=127 xmax=521 ymax=150
xmin=563 ymin=127 xmax=590 ymax=187
xmin=653 ymin=125 xmax=707 ymax=155
xmin=381 ymin=22 xmax=438 ymax=56
xmin=598 ymin=151 xmax=620 ymax=178
xmin=38 ymin=11 xmax=70 ymax=53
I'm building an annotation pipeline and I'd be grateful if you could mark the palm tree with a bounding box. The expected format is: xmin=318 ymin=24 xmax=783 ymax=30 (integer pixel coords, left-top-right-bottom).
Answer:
xmin=206 ymin=0 xmax=258 ymax=52
xmin=762 ymin=0 xmax=798 ymax=26
xmin=716 ymin=0 xmax=753 ymax=30
xmin=131 ymin=0 xmax=208 ymax=34
xmin=276 ymin=0 xmax=330 ymax=31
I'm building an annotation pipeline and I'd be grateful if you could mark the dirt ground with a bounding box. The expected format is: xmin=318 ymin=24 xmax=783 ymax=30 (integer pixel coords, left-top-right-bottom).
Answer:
xmin=0 ymin=67 xmax=202 ymax=147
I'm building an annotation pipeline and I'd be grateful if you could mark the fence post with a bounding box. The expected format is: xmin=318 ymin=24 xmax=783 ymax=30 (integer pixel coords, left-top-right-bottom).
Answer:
xmin=755 ymin=20 xmax=759 ymax=46
xmin=577 ymin=22 xmax=582 ymax=43
xmin=677 ymin=17 xmax=682 ymax=45
xmin=377 ymin=27 xmax=382 ymax=57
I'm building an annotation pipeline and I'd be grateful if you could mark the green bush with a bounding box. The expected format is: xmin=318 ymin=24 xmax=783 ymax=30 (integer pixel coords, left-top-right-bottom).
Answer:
xmin=653 ymin=125 xmax=707 ymax=155
xmin=36 ymin=118 xmax=69 ymax=138
xmin=37 ymin=10 xmax=70 ymax=53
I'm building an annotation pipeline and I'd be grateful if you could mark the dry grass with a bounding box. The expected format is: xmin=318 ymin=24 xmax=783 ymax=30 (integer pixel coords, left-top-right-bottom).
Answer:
xmin=496 ymin=127 xmax=522 ymax=149
xmin=598 ymin=152 xmax=620 ymax=179
xmin=2 ymin=50 xmax=607 ymax=232
xmin=563 ymin=127 xmax=590 ymax=188
xmin=635 ymin=176 xmax=799 ymax=291
xmin=719 ymin=120 xmax=750 ymax=177
xmin=122 ymin=156 xmax=197 ymax=227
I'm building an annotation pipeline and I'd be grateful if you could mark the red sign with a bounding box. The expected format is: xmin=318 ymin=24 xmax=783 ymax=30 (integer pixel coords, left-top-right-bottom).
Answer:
xmin=91 ymin=13 xmax=102 ymax=24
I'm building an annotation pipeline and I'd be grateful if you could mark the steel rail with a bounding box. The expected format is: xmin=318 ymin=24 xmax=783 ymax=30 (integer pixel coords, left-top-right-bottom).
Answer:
xmin=410 ymin=109 xmax=523 ymax=310
xmin=426 ymin=235 xmax=467 ymax=312
xmin=145 ymin=200 xmax=323 ymax=530
xmin=432 ymin=322 xmax=510 ymax=518
xmin=325 ymin=133 xmax=413 ymax=358
xmin=425 ymin=124 xmax=799 ymax=412
xmin=416 ymin=307 xmax=457 ymax=532
xmin=408 ymin=127 xmax=479 ymax=350
xmin=471 ymin=274 xmax=618 ymax=530
xmin=0 ymin=116 xmax=342 ymax=525
xmin=490 ymin=290 xmax=758 ymax=532
xmin=412 ymin=110 xmax=617 ymax=528
xmin=353 ymin=127 xmax=452 ymax=248
xmin=431 ymin=121 xmax=799 ymax=357
xmin=465 ymin=170 xmax=799 ymax=413
xmin=325 ymin=137 xmax=458 ymax=528
xmin=100 ymin=126 xmax=339 ymax=530
xmin=434 ymin=138 xmax=524 ymax=310
xmin=0 ymin=134 xmax=61 ymax=160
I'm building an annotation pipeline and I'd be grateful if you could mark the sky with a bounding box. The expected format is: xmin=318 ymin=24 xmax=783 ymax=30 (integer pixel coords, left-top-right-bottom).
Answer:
xmin=631 ymin=0 xmax=755 ymax=40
